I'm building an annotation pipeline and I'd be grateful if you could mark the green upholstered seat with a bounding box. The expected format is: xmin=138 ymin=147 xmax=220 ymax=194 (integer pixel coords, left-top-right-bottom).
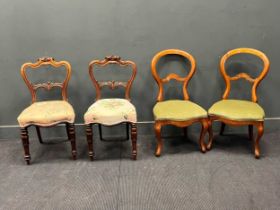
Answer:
xmin=153 ymin=100 xmax=207 ymax=121
xmin=208 ymin=99 xmax=265 ymax=121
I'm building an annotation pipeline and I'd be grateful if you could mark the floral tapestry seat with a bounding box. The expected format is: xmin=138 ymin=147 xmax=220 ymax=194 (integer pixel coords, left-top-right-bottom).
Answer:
xmin=84 ymin=98 xmax=137 ymax=125
xmin=17 ymin=100 xmax=75 ymax=127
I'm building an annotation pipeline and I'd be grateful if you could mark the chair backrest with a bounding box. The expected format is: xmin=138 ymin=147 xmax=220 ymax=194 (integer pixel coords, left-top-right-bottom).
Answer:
xmin=151 ymin=49 xmax=196 ymax=102
xmin=220 ymin=48 xmax=270 ymax=102
xmin=20 ymin=57 xmax=72 ymax=103
xmin=88 ymin=55 xmax=137 ymax=101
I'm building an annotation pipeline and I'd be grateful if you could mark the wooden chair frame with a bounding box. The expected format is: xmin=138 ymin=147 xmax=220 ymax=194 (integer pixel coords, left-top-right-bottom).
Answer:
xmin=20 ymin=57 xmax=76 ymax=164
xmin=86 ymin=55 xmax=137 ymax=160
xmin=151 ymin=49 xmax=209 ymax=156
xmin=207 ymin=48 xmax=270 ymax=158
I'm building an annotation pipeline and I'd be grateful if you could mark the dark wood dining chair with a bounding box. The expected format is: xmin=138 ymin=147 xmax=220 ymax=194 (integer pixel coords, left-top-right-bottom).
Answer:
xmin=84 ymin=55 xmax=137 ymax=160
xmin=151 ymin=49 xmax=209 ymax=156
xmin=207 ymin=48 xmax=270 ymax=158
xmin=17 ymin=57 xmax=77 ymax=164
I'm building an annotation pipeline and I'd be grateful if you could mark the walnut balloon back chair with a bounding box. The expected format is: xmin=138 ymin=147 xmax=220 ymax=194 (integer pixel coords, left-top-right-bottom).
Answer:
xmin=207 ymin=48 xmax=270 ymax=158
xmin=84 ymin=56 xmax=137 ymax=160
xmin=151 ymin=49 xmax=209 ymax=156
xmin=17 ymin=57 xmax=77 ymax=164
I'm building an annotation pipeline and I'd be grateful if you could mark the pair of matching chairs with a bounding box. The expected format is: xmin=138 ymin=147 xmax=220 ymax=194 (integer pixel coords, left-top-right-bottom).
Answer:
xmin=17 ymin=56 xmax=137 ymax=164
xmin=17 ymin=48 xmax=269 ymax=164
xmin=151 ymin=48 xmax=269 ymax=159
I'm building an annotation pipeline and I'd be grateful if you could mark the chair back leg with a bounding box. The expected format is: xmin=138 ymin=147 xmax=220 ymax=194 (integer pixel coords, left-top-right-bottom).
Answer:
xmin=183 ymin=127 xmax=188 ymax=139
xmin=220 ymin=122 xmax=226 ymax=135
xmin=36 ymin=126 xmax=44 ymax=144
xmin=249 ymin=125 xmax=254 ymax=141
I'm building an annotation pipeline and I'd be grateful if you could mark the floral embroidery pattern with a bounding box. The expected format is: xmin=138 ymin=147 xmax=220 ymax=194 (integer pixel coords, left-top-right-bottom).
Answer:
xmin=84 ymin=98 xmax=137 ymax=125
xmin=17 ymin=101 xmax=75 ymax=127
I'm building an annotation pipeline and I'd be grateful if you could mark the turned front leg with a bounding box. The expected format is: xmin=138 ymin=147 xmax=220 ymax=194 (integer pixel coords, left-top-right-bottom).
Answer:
xmin=20 ymin=127 xmax=31 ymax=165
xmin=67 ymin=123 xmax=77 ymax=160
xmin=86 ymin=124 xmax=94 ymax=161
xmin=131 ymin=123 xmax=137 ymax=160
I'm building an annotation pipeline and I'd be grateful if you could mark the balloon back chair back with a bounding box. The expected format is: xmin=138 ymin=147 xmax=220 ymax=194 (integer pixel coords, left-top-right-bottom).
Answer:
xmin=207 ymin=48 xmax=270 ymax=158
xmin=17 ymin=57 xmax=76 ymax=164
xmin=151 ymin=49 xmax=209 ymax=156
xmin=151 ymin=49 xmax=196 ymax=101
xmin=220 ymin=48 xmax=270 ymax=102
xmin=84 ymin=55 xmax=138 ymax=160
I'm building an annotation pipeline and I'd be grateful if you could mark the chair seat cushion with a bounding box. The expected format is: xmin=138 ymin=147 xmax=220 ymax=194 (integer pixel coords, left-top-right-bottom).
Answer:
xmin=84 ymin=98 xmax=137 ymax=125
xmin=17 ymin=100 xmax=75 ymax=127
xmin=208 ymin=99 xmax=265 ymax=121
xmin=153 ymin=100 xmax=207 ymax=121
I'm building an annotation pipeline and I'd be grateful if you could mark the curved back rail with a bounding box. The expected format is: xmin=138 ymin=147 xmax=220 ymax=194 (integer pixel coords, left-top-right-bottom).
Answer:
xmin=220 ymin=48 xmax=270 ymax=102
xmin=151 ymin=49 xmax=196 ymax=101
xmin=88 ymin=55 xmax=137 ymax=101
xmin=20 ymin=57 xmax=72 ymax=103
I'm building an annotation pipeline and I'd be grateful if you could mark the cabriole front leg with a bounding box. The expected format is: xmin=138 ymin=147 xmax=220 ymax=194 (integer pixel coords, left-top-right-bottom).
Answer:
xmin=154 ymin=122 xmax=162 ymax=157
xmin=207 ymin=119 xmax=214 ymax=150
xmin=199 ymin=119 xmax=208 ymax=153
xmin=254 ymin=122 xmax=264 ymax=159
xmin=20 ymin=127 xmax=31 ymax=165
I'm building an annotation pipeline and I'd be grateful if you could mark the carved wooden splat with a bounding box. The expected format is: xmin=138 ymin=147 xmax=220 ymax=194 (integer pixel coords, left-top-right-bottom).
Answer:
xmin=33 ymin=81 xmax=64 ymax=91
xmin=88 ymin=55 xmax=137 ymax=100
xmin=98 ymin=81 xmax=128 ymax=90
xmin=20 ymin=57 xmax=72 ymax=102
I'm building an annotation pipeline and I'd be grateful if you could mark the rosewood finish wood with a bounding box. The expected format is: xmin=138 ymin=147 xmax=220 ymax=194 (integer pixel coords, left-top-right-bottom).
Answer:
xmin=208 ymin=48 xmax=270 ymax=158
xmin=86 ymin=56 xmax=138 ymax=160
xmin=66 ymin=123 xmax=77 ymax=160
xmin=20 ymin=127 xmax=30 ymax=165
xmin=19 ymin=57 xmax=76 ymax=164
xmin=131 ymin=123 xmax=137 ymax=160
xmin=35 ymin=125 xmax=43 ymax=144
xmin=86 ymin=124 xmax=94 ymax=161
xmin=21 ymin=57 xmax=71 ymax=103
xmin=88 ymin=55 xmax=137 ymax=101
xmin=151 ymin=49 xmax=208 ymax=156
